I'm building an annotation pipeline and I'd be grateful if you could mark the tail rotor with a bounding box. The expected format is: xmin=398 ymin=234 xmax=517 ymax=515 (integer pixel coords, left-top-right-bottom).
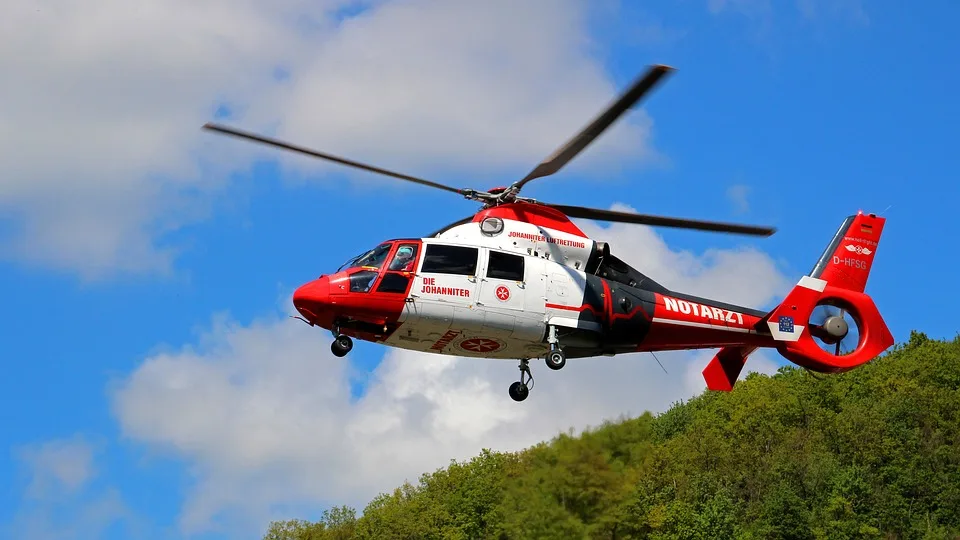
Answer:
xmin=808 ymin=301 xmax=861 ymax=357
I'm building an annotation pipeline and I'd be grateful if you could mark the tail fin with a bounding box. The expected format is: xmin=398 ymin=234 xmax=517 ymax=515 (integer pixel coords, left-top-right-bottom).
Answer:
xmin=762 ymin=211 xmax=894 ymax=374
xmin=809 ymin=211 xmax=885 ymax=293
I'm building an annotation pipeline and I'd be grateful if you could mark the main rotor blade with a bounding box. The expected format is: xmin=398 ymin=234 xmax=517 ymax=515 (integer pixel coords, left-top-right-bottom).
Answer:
xmin=549 ymin=204 xmax=777 ymax=237
xmin=202 ymin=123 xmax=466 ymax=195
xmin=426 ymin=214 xmax=476 ymax=238
xmin=510 ymin=64 xmax=674 ymax=193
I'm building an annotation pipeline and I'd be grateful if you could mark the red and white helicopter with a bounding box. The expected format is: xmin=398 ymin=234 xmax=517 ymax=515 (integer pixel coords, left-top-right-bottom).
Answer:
xmin=203 ymin=64 xmax=894 ymax=402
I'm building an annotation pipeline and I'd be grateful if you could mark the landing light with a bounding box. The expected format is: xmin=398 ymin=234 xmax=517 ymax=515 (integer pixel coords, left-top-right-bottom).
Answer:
xmin=480 ymin=217 xmax=504 ymax=235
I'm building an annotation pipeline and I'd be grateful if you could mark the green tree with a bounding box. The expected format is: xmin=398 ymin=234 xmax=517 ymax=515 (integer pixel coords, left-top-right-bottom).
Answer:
xmin=263 ymin=333 xmax=960 ymax=540
xmin=263 ymin=519 xmax=326 ymax=540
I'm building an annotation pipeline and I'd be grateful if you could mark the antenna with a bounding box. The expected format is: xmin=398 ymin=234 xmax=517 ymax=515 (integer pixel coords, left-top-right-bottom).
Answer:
xmin=649 ymin=351 xmax=668 ymax=375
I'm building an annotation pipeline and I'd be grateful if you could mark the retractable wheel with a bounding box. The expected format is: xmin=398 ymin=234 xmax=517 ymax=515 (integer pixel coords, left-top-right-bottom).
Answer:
xmin=509 ymin=359 xmax=534 ymax=401
xmin=508 ymin=381 xmax=529 ymax=402
xmin=331 ymin=335 xmax=353 ymax=357
xmin=545 ymin=349 xmax=566 ymax=370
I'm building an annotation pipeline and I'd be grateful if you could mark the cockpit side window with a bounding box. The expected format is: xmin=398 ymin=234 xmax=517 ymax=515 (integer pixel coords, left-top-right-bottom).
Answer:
xmin=348 ymin=269 xmax=378 ymax=292
xmin=388 ymin=244 xmax=419 ymax=271
xmin=376 ymin=243 xmax=420 ymax=294
xmin=376 ymin=272 xmax=410 ymax=293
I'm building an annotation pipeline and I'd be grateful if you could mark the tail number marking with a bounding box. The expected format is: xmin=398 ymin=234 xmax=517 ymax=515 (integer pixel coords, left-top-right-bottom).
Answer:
xmin=833 ymin=256 xmax=868 ymax=270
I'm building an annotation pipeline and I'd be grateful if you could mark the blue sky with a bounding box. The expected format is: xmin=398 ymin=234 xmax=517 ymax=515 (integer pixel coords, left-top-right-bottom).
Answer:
xmin=2 ymin=1 xmax=958 ymax=538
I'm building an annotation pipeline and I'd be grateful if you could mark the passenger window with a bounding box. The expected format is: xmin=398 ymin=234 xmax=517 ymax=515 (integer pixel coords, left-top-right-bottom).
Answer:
xmin=420 ymin=244 xmax=478 ymax=275
xmin=376 ymin=272 xmax=411 ymax=293
xmin=487 ymin=251 xmax=524 ymax=281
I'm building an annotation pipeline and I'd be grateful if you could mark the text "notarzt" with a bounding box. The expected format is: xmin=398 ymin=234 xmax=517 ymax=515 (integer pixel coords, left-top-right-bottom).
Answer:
xmin=663 ymin=297 xmax=744 ymax=325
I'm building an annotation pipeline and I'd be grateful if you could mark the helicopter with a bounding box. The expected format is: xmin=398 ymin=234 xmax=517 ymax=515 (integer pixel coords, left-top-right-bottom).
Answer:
xmin=202 ymin=64 xmax=894 ymax=402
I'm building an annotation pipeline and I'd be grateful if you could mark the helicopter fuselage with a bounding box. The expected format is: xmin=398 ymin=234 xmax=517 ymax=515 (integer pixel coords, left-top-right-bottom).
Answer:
xmin=292 ymin=203 xmax=774 ymax=361
xmin=209 ymin=62 xmax=893 ymax=402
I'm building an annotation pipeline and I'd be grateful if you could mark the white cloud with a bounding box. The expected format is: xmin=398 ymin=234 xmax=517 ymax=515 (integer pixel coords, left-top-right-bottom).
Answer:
xmin=16 ymin=436 xmax=96 ymax=499
xmin=112 ymin=209 xmax=792 ymax=536
xmin=1 ymin=0 xmax=658 ymax=279
xmin=726 ymin=183 xmax=751 ymax=214
xmin=9 ymin=436 xmax=138 ymax=540
xmin=577 ymin=203 xmax=791 ymax=306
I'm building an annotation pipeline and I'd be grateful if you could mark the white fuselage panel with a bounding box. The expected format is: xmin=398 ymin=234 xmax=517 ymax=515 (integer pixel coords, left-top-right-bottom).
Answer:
xmin=384 ymin=218 xmax=595 ymax=359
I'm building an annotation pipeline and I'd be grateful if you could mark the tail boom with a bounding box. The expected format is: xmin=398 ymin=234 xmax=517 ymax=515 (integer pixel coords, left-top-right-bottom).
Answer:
xmin=642 ymin=292 xmax=773 ymax=350
xmin=636 ymin=292 xmax=775 ymax=390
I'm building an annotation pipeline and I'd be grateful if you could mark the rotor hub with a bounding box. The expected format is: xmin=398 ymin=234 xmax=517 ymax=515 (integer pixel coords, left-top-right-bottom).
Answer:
xmin=822 ymin=315 xmax=849 ymax=340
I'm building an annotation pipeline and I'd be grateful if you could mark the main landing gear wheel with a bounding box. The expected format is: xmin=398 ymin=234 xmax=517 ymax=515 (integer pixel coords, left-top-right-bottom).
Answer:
xmin=544 ymin=324 xmax=566 ymax=370
xmin=545 ymin=349 xmax=566 ymax=370
xmin=509 ymin=359 xmax=534 ymax=402
xmin=331 ymin=334 xmax=353 ymax=357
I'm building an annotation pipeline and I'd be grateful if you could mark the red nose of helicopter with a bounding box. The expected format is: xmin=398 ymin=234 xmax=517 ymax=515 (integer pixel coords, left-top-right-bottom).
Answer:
xmin=292 ymin=276 xmax=331 ymax=324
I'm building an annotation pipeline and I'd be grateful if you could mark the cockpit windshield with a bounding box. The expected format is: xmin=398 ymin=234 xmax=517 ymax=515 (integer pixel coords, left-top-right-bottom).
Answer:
xmin=337 ymin=243 xmax=393 ymax=273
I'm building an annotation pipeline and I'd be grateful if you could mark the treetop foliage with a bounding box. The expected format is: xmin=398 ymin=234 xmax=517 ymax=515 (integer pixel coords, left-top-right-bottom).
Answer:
xmin=264 ymin=332 xmax=960 ymax=539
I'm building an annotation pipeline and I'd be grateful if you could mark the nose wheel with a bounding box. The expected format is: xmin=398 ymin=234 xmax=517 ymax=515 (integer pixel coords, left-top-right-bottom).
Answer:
xmin=509 ymin=359 xmax=534 ymax=402
xmin=331 ymin=334 xmax=353 ymax=357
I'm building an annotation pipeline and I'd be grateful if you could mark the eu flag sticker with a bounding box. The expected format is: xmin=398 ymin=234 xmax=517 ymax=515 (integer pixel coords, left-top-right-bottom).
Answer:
xmin=778 ymin=315 xmax=795 ymax=333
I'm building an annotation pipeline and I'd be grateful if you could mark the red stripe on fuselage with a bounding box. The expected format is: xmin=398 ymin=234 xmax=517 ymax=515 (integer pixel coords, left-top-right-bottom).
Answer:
xmin=545 ymin=301 xmax=650 ymax=324
xmin=545 ymin=303 xmax=602 ymax=315
xmin=611 ymin=304 xmax=651 ymax=322
xmin=601 ymin=280 xmax=613 ymax=328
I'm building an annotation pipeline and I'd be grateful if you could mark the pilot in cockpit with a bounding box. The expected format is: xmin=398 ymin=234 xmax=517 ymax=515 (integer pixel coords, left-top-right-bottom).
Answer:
xmin=389 ymin=245 xmax=417 ymax=272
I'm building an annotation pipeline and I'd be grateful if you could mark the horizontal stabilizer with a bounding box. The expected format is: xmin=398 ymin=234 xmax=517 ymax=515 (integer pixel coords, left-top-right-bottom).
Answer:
xmin=703 ymin=346 xmax=757 ymax=391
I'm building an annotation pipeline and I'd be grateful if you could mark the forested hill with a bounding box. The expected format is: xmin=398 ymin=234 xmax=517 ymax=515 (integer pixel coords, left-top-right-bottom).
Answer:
xmin=264 ymin=332 xmax=960 ymax=540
